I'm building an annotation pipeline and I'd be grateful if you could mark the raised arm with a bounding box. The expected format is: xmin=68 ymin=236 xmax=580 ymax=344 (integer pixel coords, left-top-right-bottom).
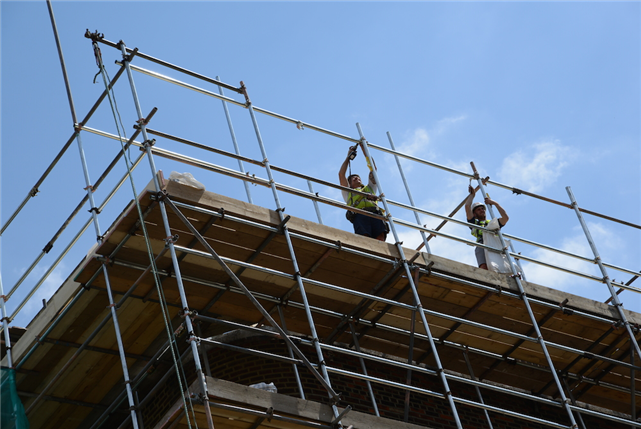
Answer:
xmin=465 ymin=185 xmax=476 ymax=220
xmin=339 ymin=146 xmax=356 ymax=187
xmin=485 ymin=197 xmax=509 ymax=226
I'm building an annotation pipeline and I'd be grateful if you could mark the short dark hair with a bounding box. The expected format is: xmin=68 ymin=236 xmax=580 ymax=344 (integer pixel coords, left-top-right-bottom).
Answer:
xmin=347 ymin=174 xmax=360 ymax=183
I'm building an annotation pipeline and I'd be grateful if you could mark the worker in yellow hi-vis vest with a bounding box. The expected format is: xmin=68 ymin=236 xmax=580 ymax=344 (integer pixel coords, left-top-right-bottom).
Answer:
xmin=465 ymin=184 xmax=509 ymax=270
xmin=338 ymin=142 xmax=388 ymax=241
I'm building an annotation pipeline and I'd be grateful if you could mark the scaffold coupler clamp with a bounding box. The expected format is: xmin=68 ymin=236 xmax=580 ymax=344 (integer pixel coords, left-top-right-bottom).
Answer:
xmin=174 ymin=322 xmax=185 ymax=336
xmin=425 ymin=260 xmax=434 ymax=276
xmin=150 ymin=189 xmax=168 ymax=202
xmin=510 ymin=272 xmax=522 ymax=280
xmin=240 ymin=81 xmax=251 ymax=107
xmin=121 ymin=46 xmax=139 ymax=63
xmin=277 ymin=214 xmax=291 ymax=233
xmin=141 ymin=139 xmax=156 ymax=151
xmin=296 ymin=121 xmax=305 ymax=130
xmin=265 ymin=406 xmax=274 ymax=422
xmin=163 ymin=234 xmax=179 ymax=247
xmin=188 ymin=332 xmax=199 ymax=346
xmin=84 ymin=29 xmax=104 ymax=42
xmin=559 ymin=298 xmax=574 ymax=315
xmin=330 ymin=393 xmax=344 ymax=407
xmin=137 ymin=115 xmax=151 ymax=126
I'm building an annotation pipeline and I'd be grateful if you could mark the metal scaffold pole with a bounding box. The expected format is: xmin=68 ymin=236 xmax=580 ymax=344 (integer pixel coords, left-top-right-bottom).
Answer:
xmin=386 ymin=131 xmax=431 ymax=255
xmin=566 ymin=187 xmax=641 ymax=361
xmin=348 ymin=320 xmax=380 ymax=417
xmin=356 ymin=123 xmax=464 ymax=429
xmin=216 ymin=75 xmax=253 ymax=204
xmin=471 ymin=163 xmax=579 ymax=428
xmin=117 ymin=40 xmax=215 ymax=429
xmin=33 ymin=8 xmax=141 ymax=426
xmin=0 ymin=269 xmax=12 ymax=367
xmin=241 ymin=82 xmax=345 ymax=423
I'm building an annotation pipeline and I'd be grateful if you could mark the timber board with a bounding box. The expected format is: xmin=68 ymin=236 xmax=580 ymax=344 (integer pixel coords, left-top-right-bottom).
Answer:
xmin=12 ymin=177 xmax=640 ymax=429
xmin=577 ymin=385 xmax=637 ymax=416
xmin=29 ymin=401 xmax=91 ymax=429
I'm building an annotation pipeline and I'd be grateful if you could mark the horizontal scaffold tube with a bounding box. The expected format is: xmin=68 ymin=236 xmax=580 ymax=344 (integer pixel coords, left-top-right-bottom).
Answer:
xmin=82 ymin=125 xmax=639 ymax=290
xmin=172 ymin=243 xmax=640 ymax=373
xmin=100 ymin=253 xmax=637 ymax=399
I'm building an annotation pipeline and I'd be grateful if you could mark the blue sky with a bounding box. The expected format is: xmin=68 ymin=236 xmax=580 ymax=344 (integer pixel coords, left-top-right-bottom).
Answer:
xmin=1 ymin=1 xmax=640 ymax=328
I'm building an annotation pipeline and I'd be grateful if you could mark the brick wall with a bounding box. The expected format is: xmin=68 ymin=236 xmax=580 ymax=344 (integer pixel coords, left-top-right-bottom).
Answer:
xmin=204 ymin=334 xmax=630 ymax=429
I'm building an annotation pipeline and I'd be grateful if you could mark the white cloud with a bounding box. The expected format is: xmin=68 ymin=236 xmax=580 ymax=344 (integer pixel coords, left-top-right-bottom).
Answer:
xmin=395 ymin=115 xmax=467 ymax=159
xmin=434 ymin=115 xmax=467 ymax=134
xmin=390 ymin=218 xmax=476 ymax=267
xmin=498 ymin=140 xmax=573 ymax=193
xmin=396 ymin=127 xmax=431 ymax=159
xmin=517 ymin=221 xmax=628 ymax=304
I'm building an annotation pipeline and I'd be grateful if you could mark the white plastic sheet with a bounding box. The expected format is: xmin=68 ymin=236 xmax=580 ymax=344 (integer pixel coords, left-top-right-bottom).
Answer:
xmin=168 ymin=171 xmax=205 ymax=190
xmin=483 ymin=218 xmax=513 ymax=273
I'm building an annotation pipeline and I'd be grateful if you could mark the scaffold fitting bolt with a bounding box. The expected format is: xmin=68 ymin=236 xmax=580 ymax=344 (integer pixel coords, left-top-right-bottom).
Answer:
xmin=163 ymin=235 xmax=178 ymax=246
xmin=142 ymin=139 xmax=156 ymax=149
xmin=296 ymin=121 xmax=304 ymax=130
xmin=84 ymin=29 xmax=104 ymax=42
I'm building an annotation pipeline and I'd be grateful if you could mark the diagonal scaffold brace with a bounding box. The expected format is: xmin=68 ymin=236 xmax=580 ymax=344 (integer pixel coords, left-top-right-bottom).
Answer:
xmin=162 ymin=195 xmax=342 ymax=403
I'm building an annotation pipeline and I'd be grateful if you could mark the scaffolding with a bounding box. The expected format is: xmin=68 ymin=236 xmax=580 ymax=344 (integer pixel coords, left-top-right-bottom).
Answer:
xmin=1 ymin=26 xmax=641 ymax=429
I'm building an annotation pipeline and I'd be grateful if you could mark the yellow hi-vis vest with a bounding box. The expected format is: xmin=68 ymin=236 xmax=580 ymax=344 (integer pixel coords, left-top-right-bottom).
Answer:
xmin=347 ymin=185 xmax=379 ymax=210
xmin=470 ymin=218 xmax=490 ymax=243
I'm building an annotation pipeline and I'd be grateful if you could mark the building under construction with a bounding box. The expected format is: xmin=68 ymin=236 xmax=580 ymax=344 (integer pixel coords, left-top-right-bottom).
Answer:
xmin=1 ymin=29 xmax=641 ymax=429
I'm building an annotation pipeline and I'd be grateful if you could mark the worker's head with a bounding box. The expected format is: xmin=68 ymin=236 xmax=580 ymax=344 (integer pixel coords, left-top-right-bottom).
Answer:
xmin=472 ymin=202 xmax=486 ymax=218
xmin=347 ymin=174 xmax=362 ymax=188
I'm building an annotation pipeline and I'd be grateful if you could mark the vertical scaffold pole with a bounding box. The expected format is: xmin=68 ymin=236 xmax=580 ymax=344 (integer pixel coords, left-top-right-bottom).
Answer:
xmin=277 ymin=305 xmax=306 ymax=400
xmin=101 ymin=263 xmax=140 ymax=429
xmin=45 ymin=4 xmax=140 ymax=422
xmin=462 ymin=349 xmax=494 ymax=429
xmin=0 ymin=271 xmax=12 ymax=367
xmin=471 ymin=166 xmax=578 ymax=428
xmin=387 ymin=132 xmax=431 ymax=254
xmin=118 ymin=42 xmax=215 ymax=429
xmin=566 ymin=186 xmax=641 ymax=361
xmin=348 ymin=320 xmax=380 ymax=417
xmin=356 ymin=123 xmax=463 ymax=429
xmin=308 ymin=181 xmax=324 ymax=224
xmin=241 ymin=82 xmax=342 ymax=422
xmin=216 ymin=76 xmax=253 ymax=204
